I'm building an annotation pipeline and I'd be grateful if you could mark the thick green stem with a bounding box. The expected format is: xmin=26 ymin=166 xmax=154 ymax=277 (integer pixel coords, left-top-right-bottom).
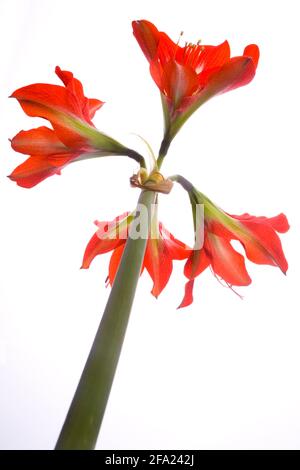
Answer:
xmin=55 ymin=190 xmax=156 ymax=450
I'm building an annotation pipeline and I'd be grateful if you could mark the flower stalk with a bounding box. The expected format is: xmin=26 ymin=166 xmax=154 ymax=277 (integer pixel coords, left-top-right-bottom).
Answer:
xmin=55 ymin=189 xmax=156 ymax=450
xmin=157 ymin=136 xmax=171 ymax=169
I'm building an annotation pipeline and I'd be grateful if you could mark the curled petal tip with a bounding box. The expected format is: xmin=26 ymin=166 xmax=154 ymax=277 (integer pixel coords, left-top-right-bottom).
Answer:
xmin=177 ymin=300 xmax=190 ymax=310
xmin=244 ymin=44 xmax=260 ymax=68
xmin=150 ymin=289 xmax=159 ymax=299
xmin=132 ymin=19 xmax=160 ymax=62
xmin=132 ymin=19 xmax=146 ymax=26
xmin=177 ymin=280 xmax=194 ymax=309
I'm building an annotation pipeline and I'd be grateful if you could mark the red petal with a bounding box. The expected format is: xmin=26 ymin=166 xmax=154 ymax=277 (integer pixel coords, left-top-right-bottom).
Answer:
xmin=55 ymin=66 xmax=104 ymax=121
xmin=159 ymin=223 xmax=191 ymax=260
xmin=11 ymin=67 xmax=104 ymax=148
xmin=209 ymin=218 xmax=233 ymax=239
xmin=232 ymin=212 xmax=289 ymax=234
xmin=11 ymin=85 xmax=90 ymax=148
xmin=155 ymin=32 xmax=178 ymax=65
xmin=219 ymin=55 xmax=257 ymax=92
xmin=184 ymin=245 xmax=210 ymax=280
xmin=198 ymin=55 xmax=257 ymax=101
xmin=8 ymin=152 xmax=76 ymax=188
xmin=244 ymin=44 xmax=259 ymax=68
xmin=236 ymin=220 xmax=288 ymax=273
xmin=264 ymin=213 xmax=289 ymax=233
xmin=88 ymin=98 xmax=104 ymax=118
xmin=11 ymin=127 xmax=66 ymax=155
xmin=144 ymin=238 xmax=173 ymax=297
xmin=11 ymin=83 xmax=81 ymax=119
xmin=81 ymin=214 xmax=130 ymax=269
xmin=178 ymin=280 xmax=195 ymax=309
xmin=176 ymin=41 xmax=230 ymax=73
xmin=132 ymin=20 xmax=161 ymax=61
xmin=199 ymin=41 xmax=230 ymax=70
xmin=207 ymin=234 xmax=252 ymax=286
xmin=81 ymin=233 xmax=124 ymax=269
xmin=149 ymin=60 xmax=164 ymax=94
xmin=154 ymin=61 xmax=199 ymax=106
xmin=55 ymin=66 xmax=85 ymax=102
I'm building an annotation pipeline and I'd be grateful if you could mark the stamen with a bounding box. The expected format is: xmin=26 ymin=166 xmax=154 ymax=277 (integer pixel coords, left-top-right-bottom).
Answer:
xmin=177 ymin=31 xmax=184 ymax=45
xmin=190 ymin=44 xmax=205 ymax=70
xmin=211 ymin=269 xmax=244 ymax=299
xmin=174 ymin=31 xmax=184 ymax=58
xmin=183 ymin=42 xmax=192 ymax=64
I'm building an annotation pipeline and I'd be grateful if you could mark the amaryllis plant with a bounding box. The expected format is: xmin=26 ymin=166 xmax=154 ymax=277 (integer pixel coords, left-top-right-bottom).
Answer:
xmin=8 ymin=19 xmax=288 ymax=449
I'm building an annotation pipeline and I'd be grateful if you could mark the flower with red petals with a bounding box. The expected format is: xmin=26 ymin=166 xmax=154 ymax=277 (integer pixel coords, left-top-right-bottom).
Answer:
xmin=82 ymin=211 xmax=191 ymax=298
xmin=179 ymin=189 xmax=289 ymax=308
xmin=9 ymin=67 xmax=137 ymax=187
xmin=132 ymin=20 xmax=259 ymax=140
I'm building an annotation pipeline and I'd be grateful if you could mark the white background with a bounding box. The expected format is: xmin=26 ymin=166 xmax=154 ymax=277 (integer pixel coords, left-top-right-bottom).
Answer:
xmin=0 ymin=0 xmax=299 ymax=450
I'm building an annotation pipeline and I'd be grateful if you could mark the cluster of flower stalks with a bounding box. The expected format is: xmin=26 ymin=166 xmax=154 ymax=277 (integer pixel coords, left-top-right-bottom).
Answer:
xmin=8 ymin=20 xmax=289 ymax=449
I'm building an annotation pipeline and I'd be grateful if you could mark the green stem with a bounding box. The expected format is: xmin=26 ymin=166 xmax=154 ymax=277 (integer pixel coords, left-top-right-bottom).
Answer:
xmin=168 ymin=174 xmax=198 ymax=231
xmin=55 ymin=190 xmax=156 ymax=450
xmin=124 ymin=148 xmax=146 ymax=168
xmin=168 ymin=174 xmax=195 ymax=193
xmin=157 ymin=135 xmax=171 ymax=170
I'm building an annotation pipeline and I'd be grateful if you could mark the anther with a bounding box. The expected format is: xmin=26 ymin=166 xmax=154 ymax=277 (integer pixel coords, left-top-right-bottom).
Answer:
xmin=177 ymin=31 xmax=184 ymax=45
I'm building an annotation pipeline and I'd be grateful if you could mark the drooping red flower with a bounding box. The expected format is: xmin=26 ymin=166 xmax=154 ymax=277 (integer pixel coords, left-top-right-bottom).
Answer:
xmin=132 ymin=20 xmax=259 ymax=138
xmin=9 ymin=67 xmax=129 ymax=187
xmin=82 ymin=212 xmax=191 ymax=298
xmin=179 ymin=194 xmax=289 ymax=308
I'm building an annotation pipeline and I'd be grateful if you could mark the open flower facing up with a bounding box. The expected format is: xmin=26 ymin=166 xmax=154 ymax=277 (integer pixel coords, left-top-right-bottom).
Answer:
xmin=178 ymin=189 xmax=289 ymax=308
xmin=132 ymin=20 xmax=259 ymax=141
xmin=9 ymin=67 xmax=140 ymax=187
xmin=82 ymin=210 xmax=191 ymax=298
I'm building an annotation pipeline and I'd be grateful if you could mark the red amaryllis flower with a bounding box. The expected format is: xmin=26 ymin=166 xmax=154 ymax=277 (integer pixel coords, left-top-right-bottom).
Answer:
xmin=9 ymin=67 xmax=132 ymax=188
xmin=82 ymin=212 xmax=191 ymax=298
xmin=179 ymin=193 xmax=289 ymax=308
xmin=132 ymin=20 xmax=259 ymax=139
